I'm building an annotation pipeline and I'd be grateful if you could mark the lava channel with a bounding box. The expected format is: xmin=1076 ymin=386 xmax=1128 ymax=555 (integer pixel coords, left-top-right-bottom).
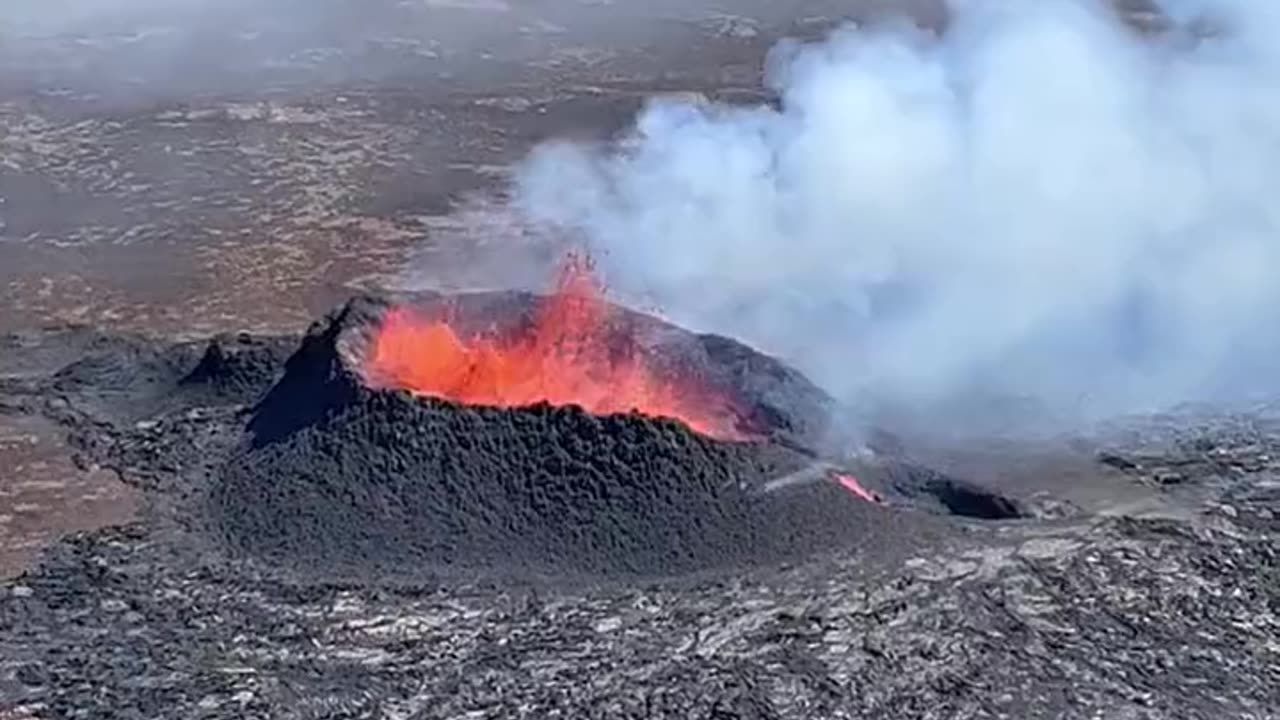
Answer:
xmin=833 ymin=473 xmax=883 ymax=504
xmin=364 ymin=255 xmax=748 ymax=440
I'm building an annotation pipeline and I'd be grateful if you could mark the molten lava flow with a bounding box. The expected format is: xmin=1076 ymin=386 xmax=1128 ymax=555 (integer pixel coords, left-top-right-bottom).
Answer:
xmin=365 ymin=255 xmax=746 ymax=440
xmin=832 ymin=472 xmax=882 ymax=504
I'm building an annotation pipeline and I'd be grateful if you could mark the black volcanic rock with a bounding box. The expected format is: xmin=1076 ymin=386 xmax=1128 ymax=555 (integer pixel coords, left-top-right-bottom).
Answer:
xmin=179 ymin=332 xmax=295 ymax=405
xmin=877 ymin=462 xmax=1029 ymax=520
xmin=245 ymin=295 xmax=389 ymax=448
xmin=47 ymin=330 xmax=293 ymax=423
xmin=215 ymin=392 xmax=876 ymax=578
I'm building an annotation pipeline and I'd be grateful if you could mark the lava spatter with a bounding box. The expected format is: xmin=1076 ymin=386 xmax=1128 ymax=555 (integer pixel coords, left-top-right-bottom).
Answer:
xmin=833 ymin=472 xmax=883 ymax=505
xmin=364 ymin=254 xmax=748 ymax=440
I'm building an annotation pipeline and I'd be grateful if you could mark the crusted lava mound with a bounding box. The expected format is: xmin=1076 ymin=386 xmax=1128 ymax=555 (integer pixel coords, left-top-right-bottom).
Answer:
xmin=211 ymin=292 xmax=867 ymax=579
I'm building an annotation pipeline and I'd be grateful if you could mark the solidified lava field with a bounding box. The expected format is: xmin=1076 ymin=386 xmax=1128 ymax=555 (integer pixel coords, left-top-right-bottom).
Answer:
xmin=3 ymin=295 xmax=1280 ymax=718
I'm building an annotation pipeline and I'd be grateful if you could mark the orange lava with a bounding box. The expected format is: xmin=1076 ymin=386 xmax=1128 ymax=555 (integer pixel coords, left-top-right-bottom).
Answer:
xmin=365 ymin=255 xmax=746 ymax=440
xmin=832 ymin=472 xmax=882 ymax=504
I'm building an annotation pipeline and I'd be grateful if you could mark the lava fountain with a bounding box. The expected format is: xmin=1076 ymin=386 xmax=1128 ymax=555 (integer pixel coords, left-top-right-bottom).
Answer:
xmin=363 ymin=255 xmax=750 ymax=440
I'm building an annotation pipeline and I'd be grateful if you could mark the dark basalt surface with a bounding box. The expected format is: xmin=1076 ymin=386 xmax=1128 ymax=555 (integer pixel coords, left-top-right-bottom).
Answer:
xmin=6 ymin=513 xmax=1279 ymax=720
xmin=218 ymin=393 xmax=865 ymax=577
xmin=47 ymin=330 xmax=296 ymax=424
xmin=876 ymin=462 xmax=1029 ymax=520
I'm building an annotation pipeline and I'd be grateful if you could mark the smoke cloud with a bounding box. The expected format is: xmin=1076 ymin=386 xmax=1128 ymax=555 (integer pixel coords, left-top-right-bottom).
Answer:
xmin=515 ymin=0 xmax=1280 ymax=431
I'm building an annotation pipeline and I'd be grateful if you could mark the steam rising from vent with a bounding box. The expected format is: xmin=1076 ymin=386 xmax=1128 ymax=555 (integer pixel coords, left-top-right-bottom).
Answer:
xmin=515 ymin=0 xmax=1280 ymax=430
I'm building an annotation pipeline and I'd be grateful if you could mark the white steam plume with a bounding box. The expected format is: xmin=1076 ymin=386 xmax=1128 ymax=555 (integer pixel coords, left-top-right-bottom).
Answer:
xmin=515 ymin=0 xmax=1280 ymax=429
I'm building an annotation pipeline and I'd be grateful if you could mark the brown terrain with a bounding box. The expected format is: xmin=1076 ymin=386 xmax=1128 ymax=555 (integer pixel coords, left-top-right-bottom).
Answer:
xmin=0 ymin=414 xmax=134 ymax=579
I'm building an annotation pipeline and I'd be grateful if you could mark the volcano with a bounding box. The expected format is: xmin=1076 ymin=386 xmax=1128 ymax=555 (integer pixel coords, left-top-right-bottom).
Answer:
xmin=211 ymin=276 xmax=873 ymax=579
xmin=209 ymin=257 xmax=1030 ymax=579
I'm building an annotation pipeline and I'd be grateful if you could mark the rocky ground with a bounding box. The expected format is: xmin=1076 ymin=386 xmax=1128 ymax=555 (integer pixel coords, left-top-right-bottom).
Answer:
xmin=3 ymin=1 xmax=1278 ymax=718
xmin=0 ymin=308 xmax=1277 ymax=719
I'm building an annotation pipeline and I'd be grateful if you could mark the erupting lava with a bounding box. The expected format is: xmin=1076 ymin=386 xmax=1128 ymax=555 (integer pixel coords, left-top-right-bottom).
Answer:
xmin=365 ymin=255 xmax=747 ymax=440
xmin=833 ymin=473 xmax=882 ymax=505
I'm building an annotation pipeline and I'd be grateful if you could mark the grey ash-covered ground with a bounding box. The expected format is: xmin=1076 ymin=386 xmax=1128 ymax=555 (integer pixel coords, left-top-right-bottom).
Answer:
xmin=1 ymin=293 xmax=1279 ymax=718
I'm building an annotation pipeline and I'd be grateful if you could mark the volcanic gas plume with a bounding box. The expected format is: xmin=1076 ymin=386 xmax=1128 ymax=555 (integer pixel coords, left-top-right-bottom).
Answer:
xmin=364 ymin=255 xmax=747 ymax=440
xmin=514 ymin=0 xmax=1280 ymax=430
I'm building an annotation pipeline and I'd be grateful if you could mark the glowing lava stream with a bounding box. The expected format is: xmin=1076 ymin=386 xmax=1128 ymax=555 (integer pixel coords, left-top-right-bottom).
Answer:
xmin=364 ymin=255 xmax=747 ymax=440
xmin=760 ymin=463 xmax=883 ymax=505
xmin=832 ymin=473 xmax=883 ymax=505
